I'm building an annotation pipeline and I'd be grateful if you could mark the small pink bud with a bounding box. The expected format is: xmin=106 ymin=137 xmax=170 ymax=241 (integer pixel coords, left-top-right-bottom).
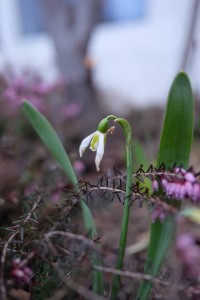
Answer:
xmin=174 ymin=183 xmax=182 ymax=199
xmin=185 ymin=182 xmax=193 ymax=198
xmin=73 ymin=160 xmax=86 ymax=175
xmin=23 ymin=267 xmax=33 ymax=277
xmin=175 ymin=167 xmax=186 ymax=174
xmin=166 ymin=182 xmax=176 ymax=197
xmin=13 ymin=258 xmax=21 ymax=267
xmin=176 ymin=234 xmax=194 ymax=251
xmin=11 ymin=269 xmax=24 ymax=278
xmin=178 ymin=185 xmax=186 ymax=199
xmin=192 ymin=183 xmax=200 ymax=202
xmin=152 ymin=180 xmax=159 ymax=191
xmin=184 ymin=172 xmax=196 ymax=183
xmin=161 ymin=178 xmax=168 ymax=189
xmin=176 ymin=234 xmax=200 ymax=278
xmin=151 ymin=206 xmax=166 ymax=223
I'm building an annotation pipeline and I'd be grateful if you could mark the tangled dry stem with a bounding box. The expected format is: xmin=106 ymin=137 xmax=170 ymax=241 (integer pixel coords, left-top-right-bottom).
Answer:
xmin=0 ymin=195 xmax=42 ymax=300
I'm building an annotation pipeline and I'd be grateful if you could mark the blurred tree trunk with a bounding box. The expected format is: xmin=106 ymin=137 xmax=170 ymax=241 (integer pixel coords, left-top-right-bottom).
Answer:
xmin=41 ymin=0 xmax=101 ymax=85
xmin=41 ymin=0 xmax=102 ymax=132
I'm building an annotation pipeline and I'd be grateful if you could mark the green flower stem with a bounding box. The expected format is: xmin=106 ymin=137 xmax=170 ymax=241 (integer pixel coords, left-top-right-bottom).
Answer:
xmin=111 ymin=118 xmax=133 ymax=299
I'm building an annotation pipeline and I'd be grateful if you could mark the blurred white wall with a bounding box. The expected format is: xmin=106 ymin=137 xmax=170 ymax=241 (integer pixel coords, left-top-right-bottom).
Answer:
xmin=88 ymin=0 xmax=200 ymax=114
xmin=0 ymin=0 xmax=199 ymax=113
xmin=0 ymin=0 xmax=58 ymax=81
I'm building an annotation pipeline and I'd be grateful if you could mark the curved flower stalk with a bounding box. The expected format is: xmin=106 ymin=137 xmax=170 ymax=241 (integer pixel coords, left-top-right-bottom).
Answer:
xmin=80 ymin=115 xmax=133 ymax=299
xmin=110 ymin=118 xmax=133 ymax=299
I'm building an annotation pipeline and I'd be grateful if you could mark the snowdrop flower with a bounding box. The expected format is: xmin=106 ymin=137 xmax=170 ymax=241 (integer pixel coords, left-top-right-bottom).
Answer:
xmin=79 ymin=118 xmax=114 ymax=171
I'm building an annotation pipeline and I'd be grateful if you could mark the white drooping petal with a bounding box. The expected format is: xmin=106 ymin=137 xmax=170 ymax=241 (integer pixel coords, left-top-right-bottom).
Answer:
xmin=95 ymin=132 xmax=105 ymax=171
xmin=79 ymin=132 xmax=95 ymax=157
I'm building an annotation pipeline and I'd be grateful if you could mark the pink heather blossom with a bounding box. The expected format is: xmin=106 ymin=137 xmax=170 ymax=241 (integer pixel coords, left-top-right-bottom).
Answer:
xmin=152 ymin=179 xmax=159 ymax=191
xmin=62 ymin=102 xmax=82 ymax=118
xmin=73 ymin=160 xmax=86 ymax=175
xmin=192 ymin=183 xmax=200 ymax=202
xmin=184 ymin=182 xmax=193 ymax=198
xmin=52 ymin=193 xmax=60 ymax=203
xmin=151 ymin=205 xmax=166 ymax=223
xmin=161 ymin=178 xmax=168 ymax=189
xmin=12 ymin=269 xmax=25 ymax=278
xmin=32 ymin=83 xmax=52 ymax=95
xmin=2 ymin=72 xmax=67 ymax=114
xmin=184 ymin=172 xmax=196 ymax=183
xmin=175 ymin=167 xmax=186 ymax=174
xmin=178 ymin=185 xmax=186 ymax=199
xmin=155 ymin=168 xmax=200 ymax=203
xmin=11 ymin=258 xmax=33 ymax=285
xmin=176 ymin=234 xmax=200 ymax=278
xmin=166 ymin=182 xmax=176 ymax=196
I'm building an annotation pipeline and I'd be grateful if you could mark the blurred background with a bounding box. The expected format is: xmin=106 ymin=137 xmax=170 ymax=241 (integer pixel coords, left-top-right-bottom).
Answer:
xmin=0 ymin=0 xmax=200 ymax=115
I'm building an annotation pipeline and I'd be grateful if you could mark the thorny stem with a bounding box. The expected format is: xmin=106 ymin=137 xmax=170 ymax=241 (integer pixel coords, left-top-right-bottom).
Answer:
xmin=81 ymin=185 xmax=178 ymax=215
xmin=110 ymin=118 xmax=133 ymax=299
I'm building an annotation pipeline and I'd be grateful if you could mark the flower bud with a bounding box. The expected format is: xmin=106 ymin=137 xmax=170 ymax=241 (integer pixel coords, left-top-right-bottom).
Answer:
xmin=152 ymin=180 xmax=159 ymax=192
xmin=184 ymin=172 xmax=196 ymax=183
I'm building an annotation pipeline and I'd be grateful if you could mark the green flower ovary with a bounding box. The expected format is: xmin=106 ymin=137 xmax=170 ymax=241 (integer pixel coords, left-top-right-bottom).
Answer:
xmin=98 ymin=118 xmax=109 ymax=133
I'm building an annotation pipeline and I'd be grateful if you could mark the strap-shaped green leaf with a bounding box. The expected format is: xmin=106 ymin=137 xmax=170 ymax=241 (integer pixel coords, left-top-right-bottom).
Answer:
xmin=23 ymin=101 xmax=103 ymax=294
xmin=157 ymin=72 xmax=194 ymax=169
xmin=137 ymin=72 xmax=194 ymax=299
xmin=23 ymin=101 xmax=77 ymax=185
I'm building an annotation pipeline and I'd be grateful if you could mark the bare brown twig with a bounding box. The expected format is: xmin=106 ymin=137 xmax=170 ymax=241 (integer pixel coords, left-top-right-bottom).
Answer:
xmin=66 ymin=279 xmax=108 ymax=300
xmin=94 ymin=266 xmax=169 ymax=287
xmin=44 ymin=289 xmax=68 ymax=300
xmin=44 ymin=230 xmax=100 ymax=254
xmin=50 ymin=260 xmax=108 ymax=300
xmin=19 ymin=251 xmax=35 ymax=268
